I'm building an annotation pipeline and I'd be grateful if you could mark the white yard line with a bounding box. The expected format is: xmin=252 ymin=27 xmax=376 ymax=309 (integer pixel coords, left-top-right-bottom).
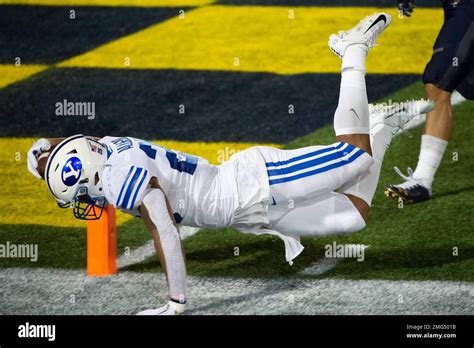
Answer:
xmin=117 ymin=240 xmax=155 ymax=269
xmin=117 ymin=226 xmax=200 ymax=269
xmin=299 ymin=257 xmax=341 ymax=276
xmin=0 ymin=267 xmax=472 ymax=315
xmin=300 ymin=244 xmax=369 ymax=276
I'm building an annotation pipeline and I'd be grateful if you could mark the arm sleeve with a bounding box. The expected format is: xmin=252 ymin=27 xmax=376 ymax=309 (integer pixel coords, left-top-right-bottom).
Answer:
xmin=143 ymin=189 xmax=186 ymax=302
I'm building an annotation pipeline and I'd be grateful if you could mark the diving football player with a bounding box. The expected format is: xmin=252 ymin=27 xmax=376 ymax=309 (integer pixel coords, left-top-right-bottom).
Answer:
xmin=27 ymin=13 xmax=431 ymax=315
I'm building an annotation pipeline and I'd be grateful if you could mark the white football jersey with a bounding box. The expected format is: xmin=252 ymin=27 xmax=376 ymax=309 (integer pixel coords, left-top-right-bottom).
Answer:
xmin=99 ymin=136 xmax=239 ymax=228
xmin=99 ymin=136 xmax=310 ymax=263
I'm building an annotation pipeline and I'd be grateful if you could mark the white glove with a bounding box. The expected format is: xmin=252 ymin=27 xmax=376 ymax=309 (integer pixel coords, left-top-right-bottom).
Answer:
xmin=136 ymin=301 xmax=186 ymax=315
xmin=27 ymin=138 xmax=51 ymax=179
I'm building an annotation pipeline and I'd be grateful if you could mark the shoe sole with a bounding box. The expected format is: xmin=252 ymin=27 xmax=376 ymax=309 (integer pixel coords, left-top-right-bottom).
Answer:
xmin=384 ymin=187 xmax=431 ymax=204
xmin=384 ymin=187 xmax=415 ymax=204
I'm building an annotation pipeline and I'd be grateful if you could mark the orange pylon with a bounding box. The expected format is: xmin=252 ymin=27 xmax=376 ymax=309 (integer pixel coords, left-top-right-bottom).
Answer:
xmin=86 ymin=205 xmax=117 ymax=276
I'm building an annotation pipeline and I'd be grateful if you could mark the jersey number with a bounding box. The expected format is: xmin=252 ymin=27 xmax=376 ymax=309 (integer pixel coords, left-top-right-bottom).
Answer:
xmin=139 ymin=143 xmax=197 ymax=175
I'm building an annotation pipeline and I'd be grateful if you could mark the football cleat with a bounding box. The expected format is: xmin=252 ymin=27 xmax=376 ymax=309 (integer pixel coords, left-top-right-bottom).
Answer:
xmin=385 ymin=167 xmax=432 ymax=204
xmin=369 ymin=98 xmax=435 ymax=135
xmin=329 ymin=12 xmax=392 ymax=58
xmin=136 ymin=300 xmax=186 ymax=315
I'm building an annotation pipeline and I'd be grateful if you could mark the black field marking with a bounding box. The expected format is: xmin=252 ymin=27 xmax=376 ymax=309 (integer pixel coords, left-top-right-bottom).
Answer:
xmin=0 ymin=68 xmax=419 ymax=143
xmin=216 ymin=0 xmax=440 ymax=7
xmin=0 ymin=5 xmax=188 ymax=65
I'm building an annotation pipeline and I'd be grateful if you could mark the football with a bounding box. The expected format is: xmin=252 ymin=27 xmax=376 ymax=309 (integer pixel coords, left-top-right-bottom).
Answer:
xmin=37 ymin=152 xmax=50 ymax=179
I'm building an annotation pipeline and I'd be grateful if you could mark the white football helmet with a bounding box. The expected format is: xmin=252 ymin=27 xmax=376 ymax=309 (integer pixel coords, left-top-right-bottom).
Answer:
xmin=45 ymin=134 xmax=108 ymax=220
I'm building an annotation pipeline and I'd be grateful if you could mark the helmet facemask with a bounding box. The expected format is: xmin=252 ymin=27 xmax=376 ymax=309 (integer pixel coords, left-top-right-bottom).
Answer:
xmin=72 ymin=186 xmax=107 ymax=220
xmin=45 ymin=135 xmax=108 ymax=220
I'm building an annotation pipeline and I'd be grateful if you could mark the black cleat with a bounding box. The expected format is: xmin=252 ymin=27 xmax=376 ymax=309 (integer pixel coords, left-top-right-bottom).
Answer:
xmin=385 ymin=167 xmax=432 ymax=204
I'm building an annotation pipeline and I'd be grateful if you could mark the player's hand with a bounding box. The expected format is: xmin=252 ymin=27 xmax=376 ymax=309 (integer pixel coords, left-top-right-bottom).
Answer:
xmin=136 ymin=300 xmax=186 ymax=315
xmin=397 ymin=0 xmax=415 ymax=17
xmin=27 ymin=138 xmax=51 ymax=179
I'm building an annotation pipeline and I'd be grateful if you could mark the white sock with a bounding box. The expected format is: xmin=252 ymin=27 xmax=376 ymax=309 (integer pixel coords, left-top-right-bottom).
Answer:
xmin=334 ymin=44 xmax=369 ymax=136
xmin=339 ymin=123 xmax=391 ymax=206
xmin=342 ymin=44 xmax=368 ymax=72
xmin=413 ymin=134 xmax=448 ymax=189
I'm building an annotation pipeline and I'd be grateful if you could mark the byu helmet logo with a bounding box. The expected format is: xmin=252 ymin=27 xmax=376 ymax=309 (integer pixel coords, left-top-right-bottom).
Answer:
xmin=62 ymin=157 xmax=82 ymax=186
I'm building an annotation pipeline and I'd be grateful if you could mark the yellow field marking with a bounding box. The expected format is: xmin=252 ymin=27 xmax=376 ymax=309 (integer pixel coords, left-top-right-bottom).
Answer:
xmin=0 ymin=138 xmax=280 ymax=228
xmin=0 ymin=0 xmax=214 ymax=7
xmin=59 ymin=6 xmax=442 ymax=74
xmin=0 ymin=65 xmax=48 ymax=89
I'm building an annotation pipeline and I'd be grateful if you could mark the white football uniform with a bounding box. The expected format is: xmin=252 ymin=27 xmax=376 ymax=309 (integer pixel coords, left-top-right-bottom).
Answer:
xmin=99 ymin=136 xmax=271 ymax=227
xmin=99 ymin=136 xmax=372 ymax=263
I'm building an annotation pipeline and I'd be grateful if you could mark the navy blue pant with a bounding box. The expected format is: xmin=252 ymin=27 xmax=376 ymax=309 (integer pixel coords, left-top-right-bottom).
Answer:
xmin=422 ymin=0 xmax=474 ymax=99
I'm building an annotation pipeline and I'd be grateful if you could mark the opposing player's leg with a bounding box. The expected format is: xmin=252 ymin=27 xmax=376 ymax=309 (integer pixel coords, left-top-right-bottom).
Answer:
xmin=386 ymin=3 xmax=474 ymax=203
xmin=385 ymin=85 xmax=450 ymax=203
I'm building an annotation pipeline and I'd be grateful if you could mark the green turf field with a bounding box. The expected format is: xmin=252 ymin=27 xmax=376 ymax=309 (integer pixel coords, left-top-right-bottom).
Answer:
xmin=2 ymin=81 xmax=472 ymax=282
